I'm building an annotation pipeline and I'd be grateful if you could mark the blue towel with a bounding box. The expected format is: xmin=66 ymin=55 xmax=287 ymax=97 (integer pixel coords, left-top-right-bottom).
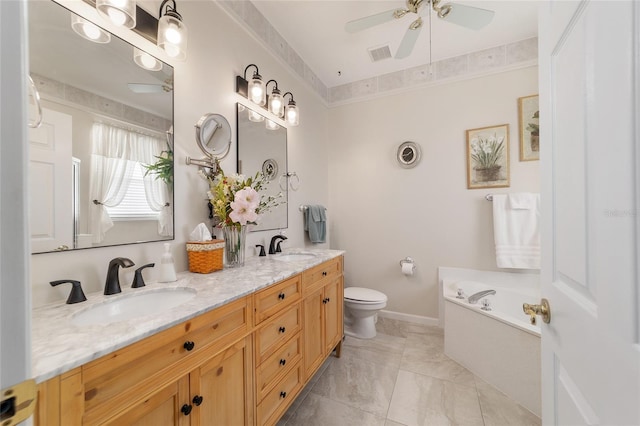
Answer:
xmin=304 ymin=205 xmax=326 ymax=243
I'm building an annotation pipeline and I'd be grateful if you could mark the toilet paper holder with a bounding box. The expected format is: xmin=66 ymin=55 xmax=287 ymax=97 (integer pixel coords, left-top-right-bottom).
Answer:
xmin=399 ymin=257 xmax=416 ymax=270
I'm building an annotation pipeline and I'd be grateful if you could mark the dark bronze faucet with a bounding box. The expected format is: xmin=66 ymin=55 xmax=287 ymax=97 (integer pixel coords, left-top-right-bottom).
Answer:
xmin=269 ymin=235 xmax=287 ymax=255
xmin=105 ymin=257 xmax=135 ymax=295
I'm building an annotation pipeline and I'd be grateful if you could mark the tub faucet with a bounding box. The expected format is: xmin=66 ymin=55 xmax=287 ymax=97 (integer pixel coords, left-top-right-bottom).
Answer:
xmin=468 ymin=289 xmax=496 ymax=304
xmin=105 ymin=257 xmax=135 ymax=295
xmin=269 ymin=235 xmax=287 ymax=255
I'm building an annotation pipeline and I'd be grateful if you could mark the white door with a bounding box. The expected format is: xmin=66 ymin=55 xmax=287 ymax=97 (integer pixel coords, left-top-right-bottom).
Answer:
xmin=29 ymin=107 xmax=73 ymax=252
xmin=539 ymin=1 xmax=640 ymax=424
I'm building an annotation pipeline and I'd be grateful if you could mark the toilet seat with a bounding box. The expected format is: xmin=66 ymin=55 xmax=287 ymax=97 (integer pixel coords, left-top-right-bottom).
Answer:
xmin=344 ymin=287 xmax=387 ymax=304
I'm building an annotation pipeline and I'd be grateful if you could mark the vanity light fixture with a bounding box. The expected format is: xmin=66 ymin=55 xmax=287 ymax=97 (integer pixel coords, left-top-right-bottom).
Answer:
xmin=157 ymin=0 xmax=188 ymax=60
xmin=236 ymin=64 xmax=266 ymax=106
xmin=283 ymin=92 xmax=299 ymax=127
xmin=133 ymin=47 xmax=162 ymax=71
xmin=71 ymin=14 xmax=111 ymax=43
xmin=96 ymin=0 xmax=136 ymax=28
xmin=266 ymin=80 xmax=284 ymax=118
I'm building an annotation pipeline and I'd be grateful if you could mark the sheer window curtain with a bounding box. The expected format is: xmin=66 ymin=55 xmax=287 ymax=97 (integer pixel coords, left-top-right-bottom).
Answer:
xmin=89 ymin=123 xmax=170 ymax=242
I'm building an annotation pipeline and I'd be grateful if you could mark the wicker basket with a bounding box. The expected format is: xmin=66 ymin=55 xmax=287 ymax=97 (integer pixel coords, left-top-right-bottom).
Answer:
xmin=186 ymin=240 xmax=224 ymax=273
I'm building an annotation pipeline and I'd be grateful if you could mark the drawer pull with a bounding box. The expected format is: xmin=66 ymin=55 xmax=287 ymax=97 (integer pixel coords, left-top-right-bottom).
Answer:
xmin=323 ymin=298 xmax=328 ymax=304
xmin=183 ymin=341 xmax=195 ymax=351
xmin=280 ymin=391 xmax=287 ymax=399
xmin=326 ymin=297 xmax=331 ymax=303
xmin=181 ymin=404 xmax=193 ymax=416
xmin=278 ymin=326 xmax=286 ymax=333
xmin=322 ymin=271 xmax=328 ymax=276
xmin=279 ymin=359 xmax=286 ymax=366
xmin=278 ymin=293 xmax=286 ymax=300
xmin=192 ymin=395 xmax=203 ymax=406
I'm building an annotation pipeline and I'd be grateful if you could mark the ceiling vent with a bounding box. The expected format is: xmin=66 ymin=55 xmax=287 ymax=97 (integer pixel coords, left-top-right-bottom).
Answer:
xmin=367 ymin=44 xmax=392 ymax=62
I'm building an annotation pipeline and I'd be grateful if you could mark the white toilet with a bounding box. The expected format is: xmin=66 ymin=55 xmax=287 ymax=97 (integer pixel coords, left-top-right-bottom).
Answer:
xmin=343 ymin=287 xmax=388 ymax=339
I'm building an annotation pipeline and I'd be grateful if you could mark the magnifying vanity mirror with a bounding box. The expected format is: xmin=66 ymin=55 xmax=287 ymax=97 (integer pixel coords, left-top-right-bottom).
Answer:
xmin=28 ymin=0 xmax=174 ymax=253
xmin=236 ymin=104 xmax=288 ymax=231
xmin=195 ymin=113 xmax=232 ymax=160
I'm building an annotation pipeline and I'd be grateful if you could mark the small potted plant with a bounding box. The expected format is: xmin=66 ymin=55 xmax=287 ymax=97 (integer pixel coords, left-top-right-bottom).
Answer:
xmin=527 ymin=110 xmax=539 ymax=152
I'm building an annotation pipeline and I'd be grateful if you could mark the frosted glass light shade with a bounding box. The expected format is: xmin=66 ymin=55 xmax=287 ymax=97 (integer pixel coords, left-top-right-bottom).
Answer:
xmin=158 ymin=14 xmax=188 ymax=61
xmin=268 ymin=90 xmax=284 ymax=117
xmin=71 ymin=15 xmax=111 ymax=43
xmin=248 ymin=76 xmax=266 ymax=106
xmin=285 ymin=102 xmax=299 ymax=126
xmin=96 ymin=0 xmax=136 ymax=28
xmin=133 ymin=48 xmax=162 ymax=71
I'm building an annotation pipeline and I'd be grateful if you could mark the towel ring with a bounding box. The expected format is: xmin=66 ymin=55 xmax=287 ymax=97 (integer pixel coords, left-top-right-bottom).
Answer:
xmin=279 ymin=172 xmax=300 ymax=192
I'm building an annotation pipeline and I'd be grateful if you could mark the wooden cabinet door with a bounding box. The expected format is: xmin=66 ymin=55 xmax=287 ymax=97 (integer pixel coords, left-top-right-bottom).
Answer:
xmin=190 ymin=336 xmax=253 ymax=426
xmin=302 ymin=287 xmax=324 ymax=380
xmin=102 ymin=376 xmax=189 ymax=426
xmin=323 ymin=277 xmax=343 ymax=354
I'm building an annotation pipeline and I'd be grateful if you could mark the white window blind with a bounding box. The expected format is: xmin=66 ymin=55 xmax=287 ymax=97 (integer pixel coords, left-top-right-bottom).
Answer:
xmin=105 ymin=163 xmax=159 ymax=220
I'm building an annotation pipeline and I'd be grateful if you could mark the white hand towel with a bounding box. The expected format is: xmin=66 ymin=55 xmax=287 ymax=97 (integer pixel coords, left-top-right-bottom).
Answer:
xmin=493 ymin=193 xmax=540 ymax=269
xmin=508 ymin=192 xmax=536 ymax=209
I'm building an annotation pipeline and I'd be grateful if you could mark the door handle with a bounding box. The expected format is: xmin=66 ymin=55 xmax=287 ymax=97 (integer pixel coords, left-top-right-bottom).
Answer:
xmin=522 ymin=298 xmax=551 ymax=325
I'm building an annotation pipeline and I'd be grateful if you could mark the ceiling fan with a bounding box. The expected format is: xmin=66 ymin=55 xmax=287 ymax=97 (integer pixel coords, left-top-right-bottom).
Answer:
xmin=128 ymin=78 xmax=173 ymax=94
xmin=345 ymin=0 xmax=495 ymax=60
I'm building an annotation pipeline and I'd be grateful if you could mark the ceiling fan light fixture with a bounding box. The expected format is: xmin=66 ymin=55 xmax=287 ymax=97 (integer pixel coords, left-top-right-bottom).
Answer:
xmin=158 ymin=0 xmax=188 ymax=61
xmin=437 ymin=4 xmax=452 ymax=19
xmin=71 ymin=14 xmax=111 ymax=43
xmin=133 ymin=47 xmax=162 ymax=71
xmin=393 ymin=9 xmax=409 ymax=19
xmin=409 ymin=17 xmax=423 ymax=30
xmin=96 ymin=0 xmax=136 ymax=28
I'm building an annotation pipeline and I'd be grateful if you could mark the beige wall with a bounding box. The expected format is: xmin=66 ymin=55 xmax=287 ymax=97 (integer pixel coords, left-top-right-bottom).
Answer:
xmin=31 ymin=0 xmax=329 ymax=307
xmin=327 ymin=66 xmax=540 ymax=319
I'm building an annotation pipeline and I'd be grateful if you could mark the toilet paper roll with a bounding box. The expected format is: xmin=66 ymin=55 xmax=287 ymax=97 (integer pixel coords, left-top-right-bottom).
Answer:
xmin=401 ymin=262 xmax=414 ymax=275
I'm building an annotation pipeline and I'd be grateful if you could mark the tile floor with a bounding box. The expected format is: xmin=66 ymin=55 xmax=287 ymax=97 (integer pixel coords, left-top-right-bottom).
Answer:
xmin=278 ymin=317 xmax=541 ymax=426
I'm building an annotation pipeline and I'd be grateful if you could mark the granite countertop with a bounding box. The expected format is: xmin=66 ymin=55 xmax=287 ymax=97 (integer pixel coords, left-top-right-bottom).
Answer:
xmin=31 ymin=249 xmax=344 ymax=383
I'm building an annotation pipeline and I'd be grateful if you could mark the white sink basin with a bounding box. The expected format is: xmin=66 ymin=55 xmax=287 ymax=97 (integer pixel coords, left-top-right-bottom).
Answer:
xmin=273 ymin=252 xmax=317 ymax=262
xmin=71 ymin=288 xmax=197 ymax=326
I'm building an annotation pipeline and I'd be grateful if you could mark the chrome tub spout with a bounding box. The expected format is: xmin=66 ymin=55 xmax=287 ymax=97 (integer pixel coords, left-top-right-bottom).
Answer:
xmin=468 ymin=289 xmax=496 ymax=304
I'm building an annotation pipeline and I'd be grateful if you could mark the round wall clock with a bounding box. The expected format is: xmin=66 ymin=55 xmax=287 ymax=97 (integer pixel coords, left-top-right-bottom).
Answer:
xmin=397 ymin=141 xmax=422 ymax=168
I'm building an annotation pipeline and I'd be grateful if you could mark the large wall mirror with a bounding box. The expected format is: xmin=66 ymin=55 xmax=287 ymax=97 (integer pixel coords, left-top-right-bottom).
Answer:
xmin=28 ymin=0 xmax=174 ymax=253
xmin=237 ymin=104 xmax=287 ymax=231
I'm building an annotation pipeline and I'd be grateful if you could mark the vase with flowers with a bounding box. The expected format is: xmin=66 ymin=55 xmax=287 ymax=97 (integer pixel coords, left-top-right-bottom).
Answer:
xmin=203 ymin=167 xmax=283 ymax=267
xmin=470 ymin=134 xmax=505 ymax=182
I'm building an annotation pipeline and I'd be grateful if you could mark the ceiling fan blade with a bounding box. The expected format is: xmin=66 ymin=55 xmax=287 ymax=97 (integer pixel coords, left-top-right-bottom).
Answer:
xmin=345 ymin=8 xmax=398 ymax=33
xmin=440 ymin=2 xmax=494 ymax=30
xmin=128 ymin=83 xmax=166 ymax=94
xmin=394 ymin=21 xmax=423 ymax=59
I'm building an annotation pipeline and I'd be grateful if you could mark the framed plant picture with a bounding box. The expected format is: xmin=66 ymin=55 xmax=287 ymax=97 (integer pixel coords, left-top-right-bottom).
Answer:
xmin=466 ymin=124 xmax=510 ymax=189
xmin=518 ymin=94 xmax=539 ymax=161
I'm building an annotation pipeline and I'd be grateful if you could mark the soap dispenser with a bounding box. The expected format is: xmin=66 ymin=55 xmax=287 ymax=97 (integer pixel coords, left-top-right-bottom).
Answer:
xmin=158 ymin=243 xmax=177 ymax=282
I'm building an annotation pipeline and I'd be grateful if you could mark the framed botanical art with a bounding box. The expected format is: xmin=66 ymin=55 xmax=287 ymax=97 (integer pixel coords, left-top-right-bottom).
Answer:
xmin=518 ymin=94 xmax=539 ymax=161
xmin=466 ymin=124 xmax=510 ymax=189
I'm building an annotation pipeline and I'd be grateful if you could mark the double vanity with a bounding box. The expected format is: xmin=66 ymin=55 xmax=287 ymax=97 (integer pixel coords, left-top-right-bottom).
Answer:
xmin=32 ymin=249 xmax=344 ymax=426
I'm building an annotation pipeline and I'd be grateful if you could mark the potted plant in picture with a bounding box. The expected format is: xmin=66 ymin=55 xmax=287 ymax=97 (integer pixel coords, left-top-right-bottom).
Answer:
xmin=527 ymin=110 xmax=540 ymax=152
xmin=470 ymin=134 xmax=505 ymax=182
xmin=201 ymin=167 xmax=283 ymax=267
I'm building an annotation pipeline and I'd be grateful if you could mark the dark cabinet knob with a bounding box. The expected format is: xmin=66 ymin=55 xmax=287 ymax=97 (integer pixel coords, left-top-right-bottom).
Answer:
xmin=278 ymin=326 xmax=286 ymax=333
xmin=322 ymin=271 xmax=328 ymax=276
xmin=192 ymin=395 xmax=203 ymax=406
xmin=280 ymin=391 xmax=287 ymax=399
xmin=323 ymin=298 xmax=328 ymax=304
xmin=181 ymin=404 xmax=193 ymax=415
xmin=278 ymin=293 xmax=286 ymax=300
xmin=326 ymin=297 xmax=330 ymax=303
xmin=183 ymin=341 xmax=195 ymax=351
xmin=279 ymin=359 xmax=286 ymax=366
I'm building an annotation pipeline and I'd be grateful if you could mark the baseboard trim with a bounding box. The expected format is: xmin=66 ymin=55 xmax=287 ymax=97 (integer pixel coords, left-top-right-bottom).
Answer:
xmin=378 ymin=310 xmax=440 ymax=327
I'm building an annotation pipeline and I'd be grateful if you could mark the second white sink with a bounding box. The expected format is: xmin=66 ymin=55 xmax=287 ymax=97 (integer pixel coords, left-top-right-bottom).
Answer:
xmin=71 ymin=287 xmax=197 ymax=326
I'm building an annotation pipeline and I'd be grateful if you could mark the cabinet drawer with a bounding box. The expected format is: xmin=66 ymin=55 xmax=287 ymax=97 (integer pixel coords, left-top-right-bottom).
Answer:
xmin=255 ymin=305 xmax=301 ymax=365
xmin=257 ymin=364 xmax=302 ymax=426
xmin=256 ymin=333 xmax=301 ymax=402
xmin=82 ymin=296 xmax=250 ymax=424
xmin=302 ymin=257 xmax=342 ymax=296
xmin=254 ymin=275 xmax=301 ymax=325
